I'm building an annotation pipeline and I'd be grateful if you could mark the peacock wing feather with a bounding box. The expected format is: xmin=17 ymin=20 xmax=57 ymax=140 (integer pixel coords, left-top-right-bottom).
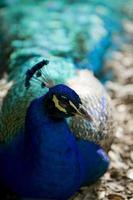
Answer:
xmin=67 ymin=70 xmax=116 ymax=151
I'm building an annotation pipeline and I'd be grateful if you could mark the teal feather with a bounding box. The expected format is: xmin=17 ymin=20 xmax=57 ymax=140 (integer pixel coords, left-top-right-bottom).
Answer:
xmin=0 ymin=0 xmax=117 ymax=147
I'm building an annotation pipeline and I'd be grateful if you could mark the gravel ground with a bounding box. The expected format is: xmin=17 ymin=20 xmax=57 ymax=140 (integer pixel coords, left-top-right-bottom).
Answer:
xmin=0 ymin=20 xmax=133 ymax=200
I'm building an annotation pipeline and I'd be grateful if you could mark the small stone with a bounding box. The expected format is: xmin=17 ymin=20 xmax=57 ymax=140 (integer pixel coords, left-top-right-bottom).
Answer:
xmin=109 ymin=151 xmax=128 ymax=169
xmin=98 ymin=191 xmax=106 ymax=199
xmin=108 ymin=193 xmax=125 ymax=200
xmin=126 ymin=182 xmax=133 ymax=192
xmin=130 ymin=152 xmax=133 ymax=162
xmin=127 ymin=169 xmax=133 ymax=180
xmin=107 ymin=182 xmax=124 ymax=192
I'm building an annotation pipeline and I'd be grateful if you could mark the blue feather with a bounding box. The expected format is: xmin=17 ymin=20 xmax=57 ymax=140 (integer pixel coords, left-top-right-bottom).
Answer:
xmin=0 ymin=86 xmax=109 ymax=199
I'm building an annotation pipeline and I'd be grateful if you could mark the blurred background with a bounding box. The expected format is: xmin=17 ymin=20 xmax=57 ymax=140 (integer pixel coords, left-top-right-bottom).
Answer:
xmin=0 ymin=0 xmax=133 ymax=199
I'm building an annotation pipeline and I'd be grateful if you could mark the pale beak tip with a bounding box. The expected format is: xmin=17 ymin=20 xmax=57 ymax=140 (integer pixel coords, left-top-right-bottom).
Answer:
xmin=76 ymin=107 xmax=92 ymax=121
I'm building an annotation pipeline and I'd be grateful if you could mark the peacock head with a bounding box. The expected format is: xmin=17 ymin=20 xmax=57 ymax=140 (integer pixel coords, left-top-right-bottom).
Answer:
xmin=25 ymin=59 xmax=92 ymax=120
xmin=43 ymin=84 xmax=91 ymax=119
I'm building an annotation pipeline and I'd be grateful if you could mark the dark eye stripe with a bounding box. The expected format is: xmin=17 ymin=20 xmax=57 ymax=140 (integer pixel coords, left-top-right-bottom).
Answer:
xmin=59 ymin=101 xmax=68 ymax=108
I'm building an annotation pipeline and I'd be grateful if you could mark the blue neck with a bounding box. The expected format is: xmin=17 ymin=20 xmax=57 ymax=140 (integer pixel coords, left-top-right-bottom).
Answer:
xmin=24 ymin=95 xmax=76 ymax=161
xmin=24 ymin=95 xmax=85 ymax=199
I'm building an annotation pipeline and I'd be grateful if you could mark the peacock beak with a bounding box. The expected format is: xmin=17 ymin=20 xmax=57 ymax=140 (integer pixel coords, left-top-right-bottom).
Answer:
xmin=69 ymin=100 xmax=92 ymax=121
xmin=75 ymin=106 xmax=92 ymax=121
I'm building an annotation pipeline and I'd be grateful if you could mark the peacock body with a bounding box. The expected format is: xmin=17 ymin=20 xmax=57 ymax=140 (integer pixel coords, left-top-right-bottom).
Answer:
xmin=0 ymin=0 xmax=117 ymax=149
xmin=0 ymin=0 xmax=122 ymax=199
xmin=0 ymin=81 xmax=110 ymax=199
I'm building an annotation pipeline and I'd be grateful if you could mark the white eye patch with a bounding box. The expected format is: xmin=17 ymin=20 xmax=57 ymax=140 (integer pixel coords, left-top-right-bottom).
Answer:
xmin=52 ymin=95 xmax=67 ymax=113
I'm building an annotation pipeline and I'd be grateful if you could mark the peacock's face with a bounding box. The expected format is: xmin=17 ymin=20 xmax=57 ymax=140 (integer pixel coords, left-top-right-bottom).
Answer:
xmin=44 ymin=84 xmax=92 ymax=120
xmin=25 ymin=60 xmax=91 ymax=120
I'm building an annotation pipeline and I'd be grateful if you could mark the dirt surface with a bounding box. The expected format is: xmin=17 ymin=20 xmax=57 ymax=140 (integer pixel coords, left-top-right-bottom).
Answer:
xmin=0 ymin=20 xmax=133 ymax=200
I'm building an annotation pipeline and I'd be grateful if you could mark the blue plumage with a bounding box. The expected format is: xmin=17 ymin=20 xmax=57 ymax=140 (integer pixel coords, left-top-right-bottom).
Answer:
xmin=0 ymin=84 xmax=109 ymax=199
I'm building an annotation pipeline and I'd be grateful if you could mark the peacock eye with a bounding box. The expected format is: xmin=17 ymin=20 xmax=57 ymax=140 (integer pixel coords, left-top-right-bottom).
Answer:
xmin=58 ymin=95 xmax=68 ymax=103
xmin=59 ymin=96 xmax=70 ymax=108
xmin=60 ymin=96 xmax=67 ymax=101
xmin=59 ymin=96 xmax=69 ymax=108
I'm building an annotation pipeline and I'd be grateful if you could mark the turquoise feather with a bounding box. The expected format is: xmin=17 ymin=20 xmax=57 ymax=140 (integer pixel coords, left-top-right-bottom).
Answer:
xmin=0 ymin=0 xmax=117 ymax=147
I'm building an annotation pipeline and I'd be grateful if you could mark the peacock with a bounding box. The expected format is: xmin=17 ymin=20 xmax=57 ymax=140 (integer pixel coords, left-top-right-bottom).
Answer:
xmin=0 ymin=0 xmax=124 ymax=199
xmin=0 ymin=59 xmax=110 ymax=200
